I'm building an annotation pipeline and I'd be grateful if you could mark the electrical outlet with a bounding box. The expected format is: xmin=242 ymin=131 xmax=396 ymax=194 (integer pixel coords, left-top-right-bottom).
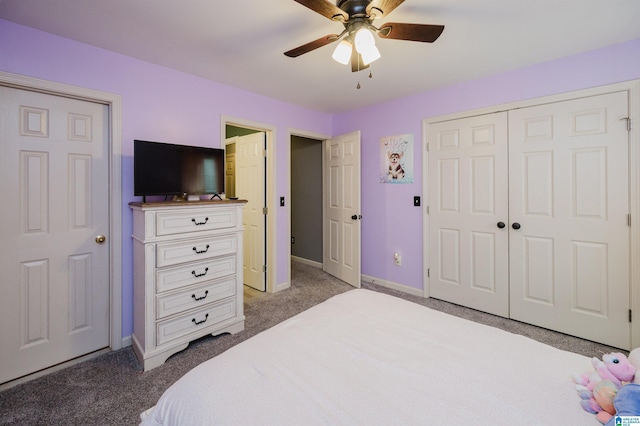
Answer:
xmin=394 ymin=252 xmax=402 ymax=266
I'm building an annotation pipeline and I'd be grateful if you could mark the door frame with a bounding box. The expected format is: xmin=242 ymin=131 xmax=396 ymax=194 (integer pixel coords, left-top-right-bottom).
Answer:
xmin=286 ymin=129 xmax=331 ymax=290
xmin=221 ymin=116 xmax=276 ymax=292
xmin=0 ymin=72 xmax=123 ymax=354
xmin=422 ymin=79 xmax=640 ymax=347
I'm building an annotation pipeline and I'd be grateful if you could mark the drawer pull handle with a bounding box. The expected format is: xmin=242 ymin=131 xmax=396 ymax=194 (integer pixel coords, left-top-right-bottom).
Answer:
xmin=192 ymin=217 xmax=209 ymax=226
xmin=192 ymin=313 xmax=209 ymax=325
xmin=191 ymin=267 xmax=209 ymax=278
xmin=192 ymin=290 xmax=209 ymax=301
xmin=192 ymin=245 xmax=210 ymax=254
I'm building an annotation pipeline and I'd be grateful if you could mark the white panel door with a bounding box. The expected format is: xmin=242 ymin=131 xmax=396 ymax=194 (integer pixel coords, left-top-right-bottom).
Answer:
xmin=0 ymin=86 xmax=110 ymax=384
xmin=428 ymin=112 xmax=510 ymax=317
xmin=323 ymin=131 xmax=361 ymax=288
xmin=509 ymin=91 xmax=630 ymax=349
xmin=231 ymin=133 xmax=266 ymax=291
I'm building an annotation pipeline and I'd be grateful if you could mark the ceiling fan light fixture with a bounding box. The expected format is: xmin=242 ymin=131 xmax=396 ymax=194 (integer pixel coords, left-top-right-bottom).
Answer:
xmin=332 ymin=39 xmax=352 ymax=65
xmin=353 ymin=27 xmax=380 ymax=65
xmin=361 ymin=44 xmax=381 ymax=65
xmin=354 ymin=27 xmax=375 ymax=54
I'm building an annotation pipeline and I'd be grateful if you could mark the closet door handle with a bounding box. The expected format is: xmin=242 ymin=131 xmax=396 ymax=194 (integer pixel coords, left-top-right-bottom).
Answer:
xmin=512 ymin=222 xmax=521 ymax=230
xmin=497 ymin=222 xmax=506 ymax=229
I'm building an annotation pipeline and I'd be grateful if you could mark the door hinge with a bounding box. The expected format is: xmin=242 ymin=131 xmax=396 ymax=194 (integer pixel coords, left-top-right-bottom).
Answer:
xmin=427 ymin=268 xmax=430 ymax=278
xmin=628 ymin=213 xmax=632 ymax=227
xmin=426 ymin=205 xmax=429 ymax=214
xmin=263 ymin=149 xmax=267 ymax=157
xmin=425 ymin=142 xmax=429 ymax=152
xmin=621 ymin=117 xmax=631 ymax=132
xmin=263 ymin=207 xmax=268 ymax=215
xmin=263 ymin=265 xmax=267 ymax=273
xmin=629 ymin=309 xmax=632 ymax=323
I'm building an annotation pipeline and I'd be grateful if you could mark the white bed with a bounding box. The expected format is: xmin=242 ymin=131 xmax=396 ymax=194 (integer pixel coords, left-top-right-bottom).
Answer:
xmin=140 ymin=289 xmax=595 ymax=425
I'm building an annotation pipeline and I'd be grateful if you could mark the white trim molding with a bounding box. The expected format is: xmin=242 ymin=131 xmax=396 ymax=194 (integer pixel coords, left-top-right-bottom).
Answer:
xmin=361 ymin=274 xmax=424 ymax=298
xmin=291 ymin=255 xmax=322 ymax=269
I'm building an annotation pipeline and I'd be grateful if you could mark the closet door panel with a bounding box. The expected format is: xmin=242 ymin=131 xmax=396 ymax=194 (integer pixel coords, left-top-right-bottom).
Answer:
xmin=428 ymin=112 xmax=509 ymax=317
xmin=508 ymin=91 xmax=630 ymax=349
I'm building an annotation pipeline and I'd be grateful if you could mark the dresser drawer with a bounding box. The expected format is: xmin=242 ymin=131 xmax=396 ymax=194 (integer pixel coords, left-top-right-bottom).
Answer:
xmin=156 ymin=276 xmax=236 ymax=319
xmin=156 ymin=207 xmax=237 ymax=236
xmin=156 ymin=256 xmax=236 ymax=293
xmin=156 ymin=234 xmax=237 ymax=268
xmin=156 ymin=298 xmax=236 ymax=346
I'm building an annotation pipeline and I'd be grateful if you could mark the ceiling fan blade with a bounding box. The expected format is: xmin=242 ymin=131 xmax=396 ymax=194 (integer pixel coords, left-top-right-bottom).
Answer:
xmin=293 ymin=0 xmax=348 ymax=21
xmin=378 ymin=23 xmax=445 ymax=43
xmin=284 ymin=34 xmax=340 ymax=58
xmin=366 ymin=0 xmax=405 ymax=19
xmin=351 ymin=49 xmax=369 ymax=73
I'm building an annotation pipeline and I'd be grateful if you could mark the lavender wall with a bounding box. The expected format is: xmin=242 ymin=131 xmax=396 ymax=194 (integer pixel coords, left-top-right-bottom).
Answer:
xmin=2 ymin=17 xmax=640 ymax=340
xmin=0 ymin=20 xmax=332 ymax=338
xmin=333 ymin=38 xmax=640 ymax=291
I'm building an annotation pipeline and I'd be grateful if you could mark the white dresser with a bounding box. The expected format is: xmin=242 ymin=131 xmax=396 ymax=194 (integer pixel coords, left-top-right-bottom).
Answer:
xmin=130 ymin=200 xmax=246 ymax=371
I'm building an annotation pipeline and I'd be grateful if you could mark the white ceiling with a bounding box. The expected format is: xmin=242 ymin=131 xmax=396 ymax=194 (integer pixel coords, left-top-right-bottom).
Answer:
xmin=2 ymin=0 xmax=640 ymax=113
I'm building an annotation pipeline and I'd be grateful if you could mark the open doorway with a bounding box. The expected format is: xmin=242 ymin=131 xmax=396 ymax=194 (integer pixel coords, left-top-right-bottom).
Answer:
xmin=290 ymin=135 xmax=323 ymax=267
xmin=222 ymin=118 xmax=275 ymax=292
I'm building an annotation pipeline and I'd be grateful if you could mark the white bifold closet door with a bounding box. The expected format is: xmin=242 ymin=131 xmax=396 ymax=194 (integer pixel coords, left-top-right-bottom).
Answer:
xmin=428 ymin=112 xmax=510 ymax=318
xmin=508 ymin=91 xmax=630 ymax=349
xmin=429 ymin=91 xmax=630 ymax=349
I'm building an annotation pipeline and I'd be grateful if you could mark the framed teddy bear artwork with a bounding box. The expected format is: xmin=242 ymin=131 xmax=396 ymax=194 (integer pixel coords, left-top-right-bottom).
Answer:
xmin=380 ymin=133 xmax=413 ymax=184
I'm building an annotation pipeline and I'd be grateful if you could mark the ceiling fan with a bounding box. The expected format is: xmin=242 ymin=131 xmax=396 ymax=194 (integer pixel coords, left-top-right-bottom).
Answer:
xmin=284 ymin=0 xmax=445 ymax=72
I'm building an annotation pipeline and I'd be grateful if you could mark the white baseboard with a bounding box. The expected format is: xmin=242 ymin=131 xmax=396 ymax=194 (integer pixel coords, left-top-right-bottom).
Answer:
xmin=121 ymin=334 xmax=132 ymax=348
xmin=361 ymin=274 xmax=424 ymax=298
xmin=289 ymin=256 xmax=423 ymax=298
xmin=291 ymin=255 xmax=322 ymax=269
xmin=273 ymin=280 xmax=291 ymax=292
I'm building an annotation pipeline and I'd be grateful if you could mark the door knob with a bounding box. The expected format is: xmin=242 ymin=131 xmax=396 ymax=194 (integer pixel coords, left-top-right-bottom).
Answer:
xmin=512 ymin=223 xmax=521 ymax=230
xmin=95 ymin=235 xmax=106 ymax=244
xmin=351 ymin=214 xmax=362 ymax=220
xmin=497 ymin=222 xmax=506 ymax=229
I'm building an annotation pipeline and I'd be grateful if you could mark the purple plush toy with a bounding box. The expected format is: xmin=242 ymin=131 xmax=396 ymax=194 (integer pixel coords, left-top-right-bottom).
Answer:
xmin=574 ymin=353 xmax=636 ymax=422
xmin=604 ymin=384 xmax=640 ymax=426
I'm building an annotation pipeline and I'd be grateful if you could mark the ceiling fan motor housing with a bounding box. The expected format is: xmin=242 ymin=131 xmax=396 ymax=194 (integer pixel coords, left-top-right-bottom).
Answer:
xmin=337 ymin=0 xmax=372 ymax=19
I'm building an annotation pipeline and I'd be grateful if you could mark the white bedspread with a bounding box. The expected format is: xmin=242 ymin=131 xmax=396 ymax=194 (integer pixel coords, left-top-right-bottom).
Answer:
xmin=141 ymin=289 xmax=595 ymax=425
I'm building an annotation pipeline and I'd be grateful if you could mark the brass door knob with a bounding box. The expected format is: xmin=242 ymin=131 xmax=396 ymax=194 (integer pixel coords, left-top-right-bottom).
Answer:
xmin=95 ymin=235 xmax=106 ymax=244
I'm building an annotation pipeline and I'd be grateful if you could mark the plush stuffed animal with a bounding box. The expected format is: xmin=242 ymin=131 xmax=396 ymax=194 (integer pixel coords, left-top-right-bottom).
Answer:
xmin=604 ymin=384 xmax=640 ymax=426
xmin=574 ymin=353 xmax=636 ymax=393
xmin=574 ymin=352 xmax=636 ymax=422
xmin=627 ymin=348 xmax=640 ymax=384
xmin=583 ymin=380 xmax=619 ymax=424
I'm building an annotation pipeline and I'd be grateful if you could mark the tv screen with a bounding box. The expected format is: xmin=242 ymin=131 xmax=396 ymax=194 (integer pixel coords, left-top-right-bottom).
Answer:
xmin=134 ymin=140 xmax=225 ymax=198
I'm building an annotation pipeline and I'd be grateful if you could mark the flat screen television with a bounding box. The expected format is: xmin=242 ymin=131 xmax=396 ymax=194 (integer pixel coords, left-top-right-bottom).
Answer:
xmin=134 ymin=140 xmax=225 ymax=201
